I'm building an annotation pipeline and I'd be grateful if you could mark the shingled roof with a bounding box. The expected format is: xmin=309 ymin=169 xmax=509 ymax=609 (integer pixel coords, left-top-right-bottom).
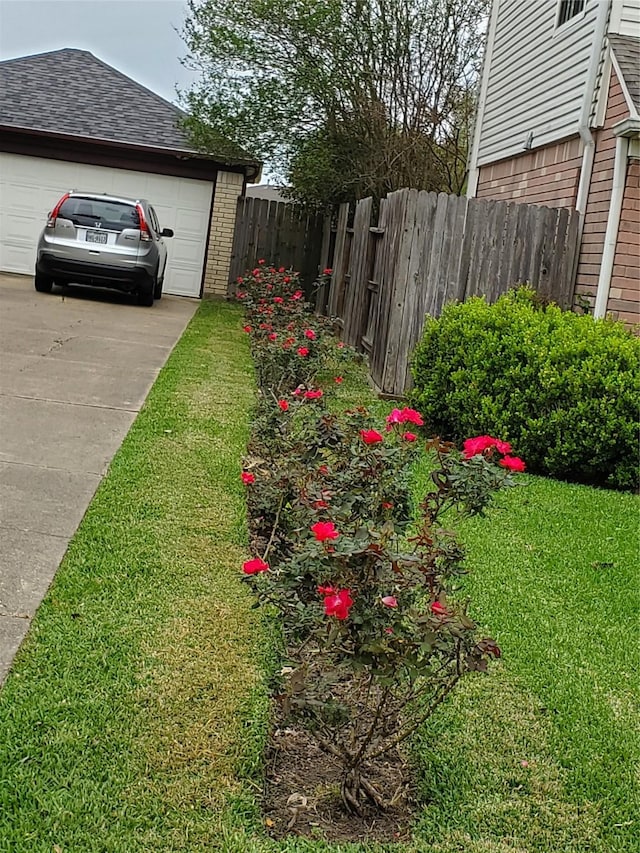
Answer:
xmin=609 ymin=34 xmax=640 ymax=116
xmin=0 ymin=48 xmax=259 ymax=170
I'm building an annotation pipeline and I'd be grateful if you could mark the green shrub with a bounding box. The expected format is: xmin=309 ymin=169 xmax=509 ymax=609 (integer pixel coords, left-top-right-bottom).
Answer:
xmin=409 ymin=289 xmax=640 ymax=490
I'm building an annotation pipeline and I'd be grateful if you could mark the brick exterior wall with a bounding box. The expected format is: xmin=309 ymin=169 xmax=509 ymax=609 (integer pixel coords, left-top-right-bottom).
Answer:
xmin=574 ymin=71 xmax=630 ymax=311
xmin=608 ymin=158 xmax=639 ymax=326
xmin=476 ymin=136 xmax=583 ymax=208
xmin=202 ymin=170 xmax=244 ymax=297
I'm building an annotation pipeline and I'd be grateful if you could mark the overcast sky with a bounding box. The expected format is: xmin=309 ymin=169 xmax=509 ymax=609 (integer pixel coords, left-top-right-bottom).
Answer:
xmin=0 ymin=0 xmax=198 ymax=105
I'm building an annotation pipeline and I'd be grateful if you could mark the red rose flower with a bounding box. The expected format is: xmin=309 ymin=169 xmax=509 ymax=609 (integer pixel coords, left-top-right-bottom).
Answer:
xmin=273 ymin=296 xmax=284 ymax=304
xmin=323 ymin=588 xmax=354 ymax=620
xmin=311 ymin=521 xmax=340 ymax=542
xmin=291 ymin=290 xmax=303 ymax=300
xmin=360 ymin=429 xmax=383 ymax=445
xmin=381 ymin=596 xmax=398 ymax=608
xmin=278 ymin=266 xmax=285 ymax=273
xmin=495 ymin=439 xmax=512 ymax=454
xmin=386 ymin=407 xmax=424 ymax=428
xmin=317 ymin=584 xmax=335 ymax=595
xmin=401 ymin=407 xmax=423 ymax=426
xmin=334 ymin=376 xmax=343 ymax=384
xmin=463 ymin=435 xmax=511 ymax=459
xmin=241 ymin=471 xmax=255 ymax=485
xmin=304 ymin=389 xmax=323 ymax=399
xmin=381 ymin=501 xmax=394 ymax=509
xmin=323 ymin=268 xmax=333 ymax=275
xmin=268 ymin=332 xmax=277 ymax=341
xmin=243 ymin=325 xmax=252 ymax=333
xmin=283 ymin=276 xmax=291 ymax=284
xmin=499 ymin=455 xmax=526 ymax=472
xmin=304 ymin=329 xmax=316 ymax=340
xmin=313 ymin=499 xmax=329 ymax=509
xmin=242 ymin=557 xmax=269 ymax=574
xmin=431 ymin=601 xmax=448 ymax=616
xmin=403 ymin=432 xmax=417 ymax=441
xmin=297 ymin=346 xmax=310 ymax=357
xmin=252 ymin=268 xmax=260 ymax=276
xmin=258 ymin=258 xmax=265 ymax=265
xmin=337 ymin=341 xmax=345 ymax=349
xmin=277 ymin=399 xmax=289 ymax=412
xmin=386 ymin=408 xmax=403 ymax=427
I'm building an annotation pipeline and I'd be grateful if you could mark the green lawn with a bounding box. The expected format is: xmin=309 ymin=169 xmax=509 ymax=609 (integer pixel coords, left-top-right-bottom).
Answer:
xmin=0 ymin=301 xmax=637 ymax=852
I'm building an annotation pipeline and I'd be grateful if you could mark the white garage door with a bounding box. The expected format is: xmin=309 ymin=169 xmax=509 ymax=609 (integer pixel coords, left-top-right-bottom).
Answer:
xmin=0 ymin=153 xmax=213 ymax=297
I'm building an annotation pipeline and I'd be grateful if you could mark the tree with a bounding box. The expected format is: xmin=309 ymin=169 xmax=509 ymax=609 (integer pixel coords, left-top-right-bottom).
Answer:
xmin=181 ymin=0 xmax=489 ymax=208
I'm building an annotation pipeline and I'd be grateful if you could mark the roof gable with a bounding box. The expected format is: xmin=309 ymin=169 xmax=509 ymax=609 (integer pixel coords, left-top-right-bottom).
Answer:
xmin=0 ymin=48 xmax=260 ymax=172
xmin=609 ymin=35 xmax=640 ymax=117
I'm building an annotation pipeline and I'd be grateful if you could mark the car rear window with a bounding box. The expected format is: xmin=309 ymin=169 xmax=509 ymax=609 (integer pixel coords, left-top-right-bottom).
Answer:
xmin=58 ymin=197 xmax=140 ymax=231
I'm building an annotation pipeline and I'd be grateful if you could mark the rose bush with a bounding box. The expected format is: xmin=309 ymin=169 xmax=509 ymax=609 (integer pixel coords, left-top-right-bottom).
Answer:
xmin=236 ymin=263 xmax=523 ymax=812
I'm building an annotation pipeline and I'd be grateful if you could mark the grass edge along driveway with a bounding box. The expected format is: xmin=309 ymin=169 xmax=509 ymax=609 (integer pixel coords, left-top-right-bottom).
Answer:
xmin=0 ymin=299 xmax=637 ymax=853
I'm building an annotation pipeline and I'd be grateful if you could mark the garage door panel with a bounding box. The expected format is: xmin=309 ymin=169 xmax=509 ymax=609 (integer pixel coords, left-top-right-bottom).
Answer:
xmin=0 ymin=153 xmax=213 ymax=297
xmin=166 ymin=267 xmax=202 ymax=298
xmin=169 ymin=236 xmax=207 ymax=265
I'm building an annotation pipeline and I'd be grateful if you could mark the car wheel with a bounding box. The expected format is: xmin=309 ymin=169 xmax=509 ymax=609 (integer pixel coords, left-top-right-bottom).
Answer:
xmin=34 ymin=273 xmax=53 ymax=293
xmin=137 ymin=279 xmax=154 ymax=307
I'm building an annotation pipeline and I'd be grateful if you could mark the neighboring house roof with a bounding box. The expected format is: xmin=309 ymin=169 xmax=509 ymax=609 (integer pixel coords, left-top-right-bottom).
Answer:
xmin=0 ymin=48 xmax=260 ymax=173
xmin=245 ymin=184 xmax=292 ymax=203
xmin=609 ymin=34 xmax=640 ymax=115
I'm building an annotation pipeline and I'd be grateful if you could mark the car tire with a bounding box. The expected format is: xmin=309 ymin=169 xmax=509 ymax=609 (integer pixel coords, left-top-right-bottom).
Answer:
xmin=137 ymin=279 xmax=154 ymax=307
xmin=153 ymin=276 xmax=163 ymax=300
xmin=34 ymin=273 xmax=54 ymax=293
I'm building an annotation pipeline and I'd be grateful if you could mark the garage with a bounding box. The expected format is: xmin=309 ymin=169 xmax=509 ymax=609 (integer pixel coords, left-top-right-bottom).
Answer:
xmin=0 ymin=153 xmax=213 ymax=297
xmin=0 ymin=49 xmax=261 ymax=298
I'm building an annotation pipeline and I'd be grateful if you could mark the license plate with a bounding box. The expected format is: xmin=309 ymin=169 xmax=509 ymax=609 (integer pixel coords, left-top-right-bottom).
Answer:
xmin=86 ymin=230 xmax=107 ymax=244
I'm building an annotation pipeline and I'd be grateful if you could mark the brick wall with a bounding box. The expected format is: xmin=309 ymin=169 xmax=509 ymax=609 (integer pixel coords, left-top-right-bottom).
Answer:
xmin=476 ymin=136 xmax=583 ymax=208
xmin=608 ymin=158 xmax=639 ymax=326
xmin=202 ymin=170 xmax=244 ymax=297
xmin=574 ymin=71 xmax=629 ymax=310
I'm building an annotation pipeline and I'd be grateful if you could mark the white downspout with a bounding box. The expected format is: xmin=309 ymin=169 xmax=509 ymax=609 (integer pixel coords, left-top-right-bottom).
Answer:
xmin=575 ymin=0 xmax=611 ymax=217
xmin=466 ymin=0 xmax=500 ymax=198
xmin=593 ymin=134 xmax=628 ymax=318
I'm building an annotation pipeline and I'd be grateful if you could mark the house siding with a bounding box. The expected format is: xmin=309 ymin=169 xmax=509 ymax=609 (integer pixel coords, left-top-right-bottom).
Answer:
xmin=608 ymin=157 xmax=640 ymax=325
xmin=202 ymin=170 xmax=244 ymax=297
xmin=574 ymin=69 xmax=630 ymax=310
xmin=615 ymin=0 xmax=640 ymax=36
xmin=476 ymin=0 xmax=600 ymax=166
xmin=476 ymin=135 xmax=582 ymax=207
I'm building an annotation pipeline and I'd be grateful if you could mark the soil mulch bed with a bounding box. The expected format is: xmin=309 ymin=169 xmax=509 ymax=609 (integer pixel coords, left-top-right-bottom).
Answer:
xmin=262 ymin=714 xmax=416 ymax=843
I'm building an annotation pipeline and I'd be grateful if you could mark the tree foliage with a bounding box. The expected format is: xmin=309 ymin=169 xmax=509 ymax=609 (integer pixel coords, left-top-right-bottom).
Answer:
xmin=181 ymin=0 xmax=488 ymax=208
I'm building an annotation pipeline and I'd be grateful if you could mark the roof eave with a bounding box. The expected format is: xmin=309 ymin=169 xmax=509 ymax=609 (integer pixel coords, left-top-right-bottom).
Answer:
xmin=0 ymin=124 xmax=262 ymax=179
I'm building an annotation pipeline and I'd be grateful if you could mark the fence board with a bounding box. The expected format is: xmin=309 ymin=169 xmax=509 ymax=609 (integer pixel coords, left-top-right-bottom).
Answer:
xmin=342 ymin=197 xmax=373 ymax=349
xmin=315 ymin=215 xmax=333 ymax=315
xmin=327 ymin=203 xmax=350 ymax=317
xmin=368 ymin=190 xmax=410 ymax=391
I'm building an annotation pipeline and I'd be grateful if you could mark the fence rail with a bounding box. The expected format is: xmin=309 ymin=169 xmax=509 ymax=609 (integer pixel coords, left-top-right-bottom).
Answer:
xmin=323 ymin=189 xmax=580 ymax=396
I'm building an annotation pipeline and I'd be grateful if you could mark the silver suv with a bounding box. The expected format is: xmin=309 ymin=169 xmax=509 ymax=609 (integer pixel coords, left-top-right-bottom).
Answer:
xmin=36 ymin=191 xmax=174 ymax=306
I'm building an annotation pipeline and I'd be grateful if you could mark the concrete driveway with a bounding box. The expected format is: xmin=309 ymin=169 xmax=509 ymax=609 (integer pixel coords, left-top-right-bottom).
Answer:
xmin=0 ymin=273 xmax=198 ymax=683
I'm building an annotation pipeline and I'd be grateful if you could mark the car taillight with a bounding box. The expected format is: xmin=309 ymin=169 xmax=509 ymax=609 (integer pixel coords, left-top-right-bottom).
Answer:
xmin=46 ymin=192 xmax=70 ymax=228
xmin=136 ymin=204 xmax=152 ymax=241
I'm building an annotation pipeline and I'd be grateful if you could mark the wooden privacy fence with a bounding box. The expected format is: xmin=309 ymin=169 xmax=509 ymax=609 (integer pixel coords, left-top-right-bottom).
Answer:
xmin=323 ymin=188 xmax=580 ymax=396
xmin=229 ymin=197 xmax=325 ymax=293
